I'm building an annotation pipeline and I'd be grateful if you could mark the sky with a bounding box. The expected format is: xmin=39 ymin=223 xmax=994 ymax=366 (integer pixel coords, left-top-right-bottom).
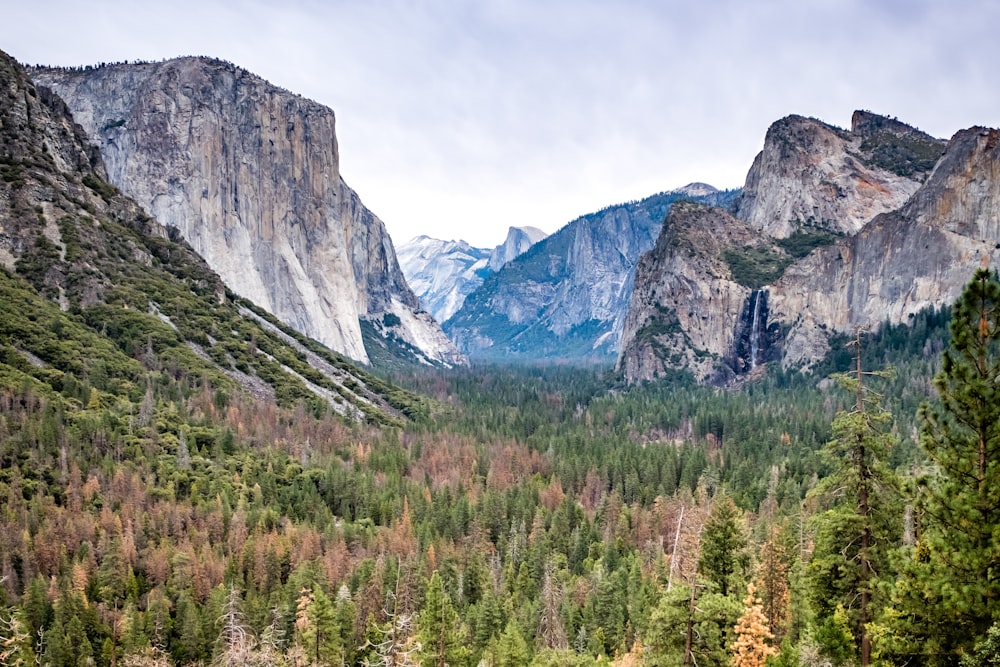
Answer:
xmin=2 ymin=0 xmax=999 ymax=247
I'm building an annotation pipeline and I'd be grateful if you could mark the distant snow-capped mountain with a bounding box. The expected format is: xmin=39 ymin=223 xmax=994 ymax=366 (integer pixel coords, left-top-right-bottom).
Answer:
xmin=398 ymin=227 xmax=548 ymax=323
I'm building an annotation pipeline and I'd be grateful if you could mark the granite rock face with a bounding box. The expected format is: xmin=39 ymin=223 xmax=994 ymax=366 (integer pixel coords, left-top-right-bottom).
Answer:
xmin=770 ymin=126 xmax=1000 ymax=368
xmin=618 ymin=113 xmax=998 ymax=384
xmin=488 ymin=226 xmax=548 ymax=271
xmin=397 ymin=226 xmax=546 ymax=323
xmin=617 ymin=201 xmax=765 ymax=382
xmin=734 ymin=111 xmax=944 ymax=238
xmin=396 ymin=236 xmax=491 ymax=324
xmin=33 ymin=57 xmax=464 ymax=367
xmin=445 ymin=186 xmax=738 ymax=361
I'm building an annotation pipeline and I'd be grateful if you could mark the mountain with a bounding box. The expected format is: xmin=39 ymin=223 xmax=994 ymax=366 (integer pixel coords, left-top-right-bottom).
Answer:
xmin=396 ymin=226 xmax=547 ymax=323
xmin=734 ymin=111 xmax=945 ymax=238
xmin=617 ymin=112 xmax=998 ymax=384
xmin=443 ymin=185 xmax=739 ymax=361
xmin=31 ymin=57 xmax=465 ymax=369
xmin=488 ymin=225 xmax=548 ymax=271
xmin=0 ymin=48 xmax=424 ymax=424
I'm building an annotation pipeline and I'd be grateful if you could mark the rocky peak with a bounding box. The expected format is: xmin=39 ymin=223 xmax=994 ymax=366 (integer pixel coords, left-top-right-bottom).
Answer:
xmin=616 ymin=201 xmax=778 ymax=383
xmin=488 ymin=226 xmax=548 ymax=271
xmin=396 ymin=236 xmax=490 ymax=323
xmin=32 ymin=57 xmax=465 ymax=368
xmin=734 ymin=112 xmax=940 ymax=239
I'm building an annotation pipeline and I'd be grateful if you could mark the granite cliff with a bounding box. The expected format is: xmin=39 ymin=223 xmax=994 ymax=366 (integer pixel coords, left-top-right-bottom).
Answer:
xmin=0 ymin=49 xmax=422 ymax=422
xmin=488 ymin=226 xmax=548 ymax=271
xmin=444 ymin=186 xmax=738 ymax=361
xmin=734 ymin=111 xmax=945 ymax=238
xmin=32 ymin=57 xmax=464 ymax=368
xmin=397 ymin=226 xmax=546 ymax=323
xmin=618 ymin=112 xmax=999 ymax=384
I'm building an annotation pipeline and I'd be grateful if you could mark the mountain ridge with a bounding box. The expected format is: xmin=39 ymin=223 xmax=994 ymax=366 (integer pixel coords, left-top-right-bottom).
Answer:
xmin=31 ymin=56 xmax=465 ymax=369
xmin=444 ymin=185 xmax=739 ymax=361
xmin=617 ymin=112 xmax=999 ymax=384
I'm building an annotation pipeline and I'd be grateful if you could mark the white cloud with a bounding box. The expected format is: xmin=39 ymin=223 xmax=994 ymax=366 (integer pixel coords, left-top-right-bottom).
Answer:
xmin=3 ymin=0 xmax=999 ymax=246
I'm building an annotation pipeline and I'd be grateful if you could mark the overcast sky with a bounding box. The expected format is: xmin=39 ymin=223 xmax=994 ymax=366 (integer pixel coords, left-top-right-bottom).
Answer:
xmin=3 ymin=0 xmax=999 ymax=247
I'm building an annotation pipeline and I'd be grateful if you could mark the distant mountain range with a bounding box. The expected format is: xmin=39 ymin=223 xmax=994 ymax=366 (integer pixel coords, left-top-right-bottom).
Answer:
xmin=441 ymin=184 xmax=739 ymax=361
xmin=397 ymin=226 xmax=547 ymax=323
xmin=11 ymin=47 xmax=999 ymax=385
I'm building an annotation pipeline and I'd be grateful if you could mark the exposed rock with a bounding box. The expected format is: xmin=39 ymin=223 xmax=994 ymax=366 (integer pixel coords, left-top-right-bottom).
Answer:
xmin=0 ymin=49 xmax=418 ymax=421
xmin=396 ymin=236 xmax=490 ymax=323
xmin=488 ymin=226 xmax=548 ymax=271
xmin=397 ymin=226 xmax=547 ymax=324
xmin=734 ymin=112 xmax=944 ymax=238
xmin=616 ymin=201 xmax=769 ymax=382
xmin=769 ymin=126 xmax=1000 ymax=368
xmin=445 ymin=185 xmax=738 ymax=361
xmin=619 ymin=115 xmax=1000 ymax=383
xmin=32 ymin=57 xmax=464 ymax=367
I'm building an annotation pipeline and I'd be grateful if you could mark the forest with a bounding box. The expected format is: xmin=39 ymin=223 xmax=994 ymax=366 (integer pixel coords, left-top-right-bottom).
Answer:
xmin=0 ymin=267 xmax=998 ymax=667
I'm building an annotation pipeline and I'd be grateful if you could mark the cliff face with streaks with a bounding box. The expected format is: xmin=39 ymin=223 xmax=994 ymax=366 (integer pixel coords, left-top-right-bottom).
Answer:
xmin=734 ymin=111 xmax=945 ymax=238
xmin=770 ymin=126 xmax=1000 ymax=368
xmin=619 ymin=113 xmax=999 ymax=384
xmin=33 ymin=57 xmax=465 ymax=367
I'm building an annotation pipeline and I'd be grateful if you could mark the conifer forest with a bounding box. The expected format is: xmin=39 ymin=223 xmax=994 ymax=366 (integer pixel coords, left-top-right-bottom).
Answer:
xmin=0 ymin=265 xmax=997 ymax=666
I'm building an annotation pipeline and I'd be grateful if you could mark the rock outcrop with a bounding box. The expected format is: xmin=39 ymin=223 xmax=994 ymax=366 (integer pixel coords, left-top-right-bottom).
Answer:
xmin=32 ymin=57 xmax=464 ymax=367
xmin=445 ymin=186 xmax=737 ymax=361
xmin=734 ymin=112 xmax=945 ymax=238
xmin=617 ymin=202 xmax=769 ymax=382
xmin=396 ymin=236 xmax=491 ymax=324
xmin=618 ymin=113 xmax=999 ymax=384
xmin=397 ymin=226 xmax=547 ymax=323
xmin=770 ymin=126 xmax=1000 ymax=368
xmin=488 ymin=226 xmax=548 ymax=271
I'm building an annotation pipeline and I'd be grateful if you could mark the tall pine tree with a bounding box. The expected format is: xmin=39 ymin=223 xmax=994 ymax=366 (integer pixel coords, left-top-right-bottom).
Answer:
xmin=884 ymin=267 xmax=1000 ymax=663
xmin=807 ymin=332 xmax=900 ymax=666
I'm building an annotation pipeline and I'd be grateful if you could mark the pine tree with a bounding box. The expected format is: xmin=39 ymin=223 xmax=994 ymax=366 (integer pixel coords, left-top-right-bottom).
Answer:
xmin=731 ymin=583 xmax=777 ymax=667
xmin=886 ymin=267 xmax=1000 ymax=662
xmin=755 ymin=527 xmax=790 ymax=645
xmin=416 ymin=571 xmax=467 ymax=667
xmin=807 ymin=331 xmax=900 ymax=666
xmin=698 ymin=496 xmax=748 ymax=598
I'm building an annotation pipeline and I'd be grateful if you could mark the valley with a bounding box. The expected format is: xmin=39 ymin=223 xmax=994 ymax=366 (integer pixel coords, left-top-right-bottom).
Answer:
xmin=0 ymin=45 xmax=998 ymax=667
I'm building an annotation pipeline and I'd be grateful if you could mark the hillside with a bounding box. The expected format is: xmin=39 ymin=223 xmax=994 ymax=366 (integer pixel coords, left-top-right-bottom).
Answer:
xmin=0 ymin=49 xmax=424 ymax=425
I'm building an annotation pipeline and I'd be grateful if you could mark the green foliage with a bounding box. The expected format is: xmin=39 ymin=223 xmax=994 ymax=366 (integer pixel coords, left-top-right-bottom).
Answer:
xmin=860 ymin=131 xmax=946 ymax=178
xmin=724 ymin=246 xmax=793 ymax=290
xmin=81 ymin=173 xmax=118 ymax=202
xmin=417 ymin=571 xmax=469 ymax=667
xmin=806 ymin=359 xmax=901 ymax=664
xmin=962 ymin=623 xmax=1000 ymax=667
xmin=885 ymin=268 xmax=1000 ymax=662
xmin=775 ymin=227 xmax=841 ymax=259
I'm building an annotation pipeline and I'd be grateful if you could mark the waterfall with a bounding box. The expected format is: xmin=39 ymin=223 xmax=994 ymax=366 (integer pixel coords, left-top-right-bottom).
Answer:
xmin=749 ymin=291 xmax=763 ymax=369
xmin=731 ymin=289 xmax=770 ymax=375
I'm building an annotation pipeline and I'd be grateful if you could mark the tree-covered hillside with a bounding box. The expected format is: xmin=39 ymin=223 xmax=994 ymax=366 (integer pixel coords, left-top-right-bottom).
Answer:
xmin=3 ymin=46 xmax=1000 ymax=667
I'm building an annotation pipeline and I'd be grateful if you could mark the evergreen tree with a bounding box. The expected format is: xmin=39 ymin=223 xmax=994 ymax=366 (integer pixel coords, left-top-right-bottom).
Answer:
xmin=698 ymin=496 xmax=748 ymax=598
xmin=416 ymin=571 xmax=468 ymax=667
xmin=886 ymin=267 xmax=1000 ymax=663
xmin=807 ymin=333 xmax=900 ymax=666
